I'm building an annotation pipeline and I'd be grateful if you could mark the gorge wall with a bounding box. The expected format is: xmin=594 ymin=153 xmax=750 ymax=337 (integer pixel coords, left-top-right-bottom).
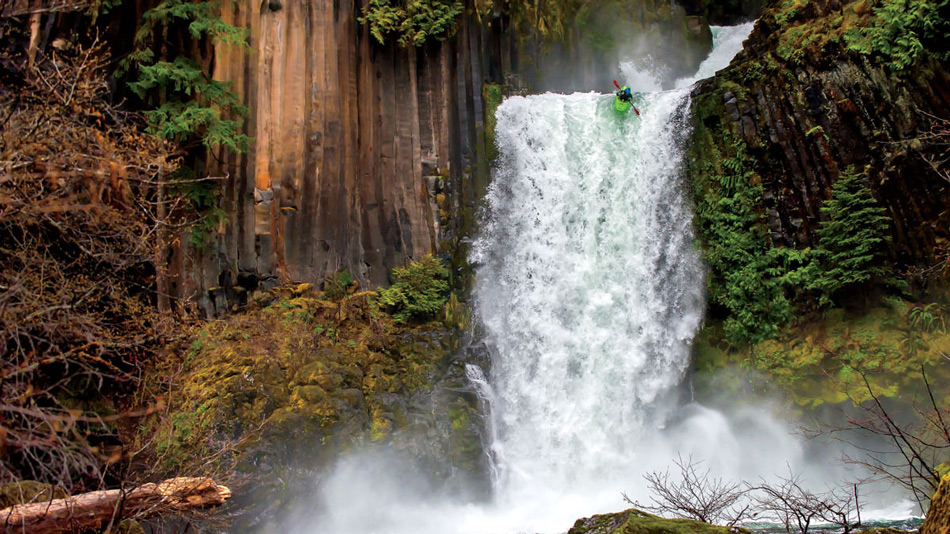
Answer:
xmin=689 ymin=0 xmax=950 ymax=269
xmin=185 ymin=0 xmax=717 ymax=314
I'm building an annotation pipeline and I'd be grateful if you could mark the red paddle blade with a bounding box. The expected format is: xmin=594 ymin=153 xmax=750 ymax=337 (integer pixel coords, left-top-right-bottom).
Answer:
xmin=634 ymin=107 xmax=641 ymax=116
xmin=613 ymin=79 xmax=621 ymax=89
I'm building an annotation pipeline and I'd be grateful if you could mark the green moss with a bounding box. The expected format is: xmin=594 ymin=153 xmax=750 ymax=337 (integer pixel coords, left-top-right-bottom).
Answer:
xmin=568 ymin=508 xmax=748 ymax=534
xmin=0 ymin=481 xmax=67 ymax=508
xmin=695 ymin=297 xmax=950 ymax=408
xmin=144 ymin=282 xmax=455 ymax=475
xmin=482 ymin=83 xmax=503 ymax=163
xmin=116 ymin=519 xmax=147 ymax=534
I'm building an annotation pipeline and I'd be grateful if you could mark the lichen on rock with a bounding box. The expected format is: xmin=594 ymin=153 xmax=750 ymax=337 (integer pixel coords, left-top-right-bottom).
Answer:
xmin=922 ymin=474 xmax=950 ymax=534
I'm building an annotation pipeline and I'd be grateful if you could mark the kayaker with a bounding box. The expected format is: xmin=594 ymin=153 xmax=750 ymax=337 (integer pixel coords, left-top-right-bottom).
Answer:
xmin=612 ymin=80 xmax=641 ymax=116
xmin=616 ymin=86 xmax=633 ymax=104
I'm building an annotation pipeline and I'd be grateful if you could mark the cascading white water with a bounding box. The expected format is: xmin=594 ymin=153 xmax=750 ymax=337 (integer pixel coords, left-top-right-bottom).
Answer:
xmin=474 ymin=75 xmax=703 ymax=494
xmin=470 ymin=23 xmax=758 ymax=525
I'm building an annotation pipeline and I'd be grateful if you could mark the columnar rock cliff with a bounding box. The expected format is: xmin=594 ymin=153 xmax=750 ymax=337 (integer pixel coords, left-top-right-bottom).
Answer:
xmin=922 ymin=474 xmax=950 ymax=534
xmin=689 ymin=0 xmax=950 ymax=266
xmin=188 ymin=0 xmax=714 ymax=313
xmin=203 ymin=0 xmax=463 ymax=304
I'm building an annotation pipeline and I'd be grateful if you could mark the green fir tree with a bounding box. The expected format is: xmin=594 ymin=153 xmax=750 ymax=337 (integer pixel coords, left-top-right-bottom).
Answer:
xmin=125 ymin=0 xmax=249 ymax=151
xmin=810 ymin=167 xmax=900 ymax=306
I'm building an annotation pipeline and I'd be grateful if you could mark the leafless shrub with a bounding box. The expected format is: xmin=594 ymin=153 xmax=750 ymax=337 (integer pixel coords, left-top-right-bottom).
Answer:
xmin=820 ymin=366 xmax=950 ymax=510
xmin=0 ymin=28 xmax=180 ymax=492
xmin=750 ymin=468 xmax=862 ymax=534
xmin=915 ymin=111 xmax=950 ymax=185
xmin=623 ymin=454 xmax=752 ymax=526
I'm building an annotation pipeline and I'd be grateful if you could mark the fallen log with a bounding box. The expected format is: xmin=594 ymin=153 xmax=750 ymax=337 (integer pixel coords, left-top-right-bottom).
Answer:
xmin=0 ymin=477 xmax=231 ymax=534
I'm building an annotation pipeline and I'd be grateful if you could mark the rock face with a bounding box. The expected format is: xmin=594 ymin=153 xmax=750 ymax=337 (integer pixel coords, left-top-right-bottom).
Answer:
xmin=922 ymin=474 xmax=950 ymax=534
xmin=688 ymin=0 xmax=950 ymax=265
xmin=187 ymin=1 xmax=715 ymax=312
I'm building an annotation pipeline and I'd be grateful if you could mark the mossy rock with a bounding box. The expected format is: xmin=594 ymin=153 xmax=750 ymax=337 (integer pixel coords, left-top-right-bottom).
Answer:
xmin=568 ymin=508 xmax=749 ymax=534
xmin=116 ymin=519 xmax=146 ymax=534
xmin=693 ymin=297 xmax=950 ymax=411
xmin=922 ymin=474 xmax=950 ymax=534
xmin=0 ymin=481 xmax=67 ymax=508
xmin=144 ymin=283 xmax=478 ymax=475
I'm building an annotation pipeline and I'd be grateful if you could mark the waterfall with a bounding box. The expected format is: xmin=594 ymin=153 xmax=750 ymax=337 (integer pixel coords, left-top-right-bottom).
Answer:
xmin=474 ymin=77 xmax=703 ymax=493
xmin=303 ymin=24 xmax=819 ymax=534
xmin=471 ymin=22 xmax=755 ymax=524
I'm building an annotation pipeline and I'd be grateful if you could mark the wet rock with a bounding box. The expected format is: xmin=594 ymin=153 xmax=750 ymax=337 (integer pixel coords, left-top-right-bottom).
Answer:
xmin=689 ymin=1 xmax=950 ymax=260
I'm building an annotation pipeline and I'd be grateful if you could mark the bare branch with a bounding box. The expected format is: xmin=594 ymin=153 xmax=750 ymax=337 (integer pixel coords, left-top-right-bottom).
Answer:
xmin=623 ymin=454 xmax=751 ymax=527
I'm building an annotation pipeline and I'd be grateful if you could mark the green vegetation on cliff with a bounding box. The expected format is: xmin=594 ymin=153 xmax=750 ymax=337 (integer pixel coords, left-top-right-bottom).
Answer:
xmin=693 ymin=137 xmax=792 ymax=345
xmin=695 ymin=299 xmax=950 ymax=407
xmin=845 ymin=0 xmax=950 ymax=71
xmin=123 ymin=0 xmax=249 ymax=247
xmin=148 ymin=255 xmax=467 ymax=479
xmin=810 ymin=167 xmax=901 ymax=306
xmin=378 ymin=254 xmax=450 ymax=323
xmin=124 ymin=0 xmax=248 ymax=152
xmin=360 ymin=0 xmax=463 ymax=47
xmin=688 ymin=0 xmax=950 ymax=347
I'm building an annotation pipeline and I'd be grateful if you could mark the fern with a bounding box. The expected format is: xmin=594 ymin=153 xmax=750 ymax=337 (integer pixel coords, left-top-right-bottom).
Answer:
xmin=696 ymin=141 xmax=794 ymax=346
xmin=378 ymin=255 xmax=449 ymax=323
xmin=908 ymin=303 xmax=947 ymax=333
xmin=359 ymin=0 xmax=463 ymax=47
xmin=845 ymin=0 xmax=950 ymax=70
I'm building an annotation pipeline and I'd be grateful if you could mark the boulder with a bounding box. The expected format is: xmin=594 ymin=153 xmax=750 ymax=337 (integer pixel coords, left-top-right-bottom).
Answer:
xmin=568 ymin=508 xmax=750 ymax=534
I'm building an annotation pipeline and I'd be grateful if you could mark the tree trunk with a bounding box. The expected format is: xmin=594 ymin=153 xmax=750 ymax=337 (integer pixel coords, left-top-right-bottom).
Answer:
xmin=0 ymin=477 xmax=231 ymax=534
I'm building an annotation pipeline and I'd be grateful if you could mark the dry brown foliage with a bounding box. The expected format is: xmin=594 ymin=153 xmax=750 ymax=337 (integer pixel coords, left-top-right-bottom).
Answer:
xmin=0 ymin=28 xmax=180 ymax=492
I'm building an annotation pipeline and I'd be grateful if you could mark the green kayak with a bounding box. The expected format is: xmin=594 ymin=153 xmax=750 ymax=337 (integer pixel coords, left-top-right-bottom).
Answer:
xmin=614 ymin=84 xmax=633 ymax=113
xmin=615 ymin=95 xmax=632 ymax=113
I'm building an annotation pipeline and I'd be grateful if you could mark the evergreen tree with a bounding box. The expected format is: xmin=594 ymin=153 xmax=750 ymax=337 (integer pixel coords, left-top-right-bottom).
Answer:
xmin=810 ymin=167 xmax=899 ymax=306
xmin=125 ymin=0 xmax=249 ymax=152
xmin=123 ymin=0 xmax=250 ymax=247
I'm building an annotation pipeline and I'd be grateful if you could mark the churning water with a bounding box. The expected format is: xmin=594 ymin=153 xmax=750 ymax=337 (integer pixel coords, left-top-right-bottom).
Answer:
xmin=474 ymin=48 xmax=704 ymax=502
